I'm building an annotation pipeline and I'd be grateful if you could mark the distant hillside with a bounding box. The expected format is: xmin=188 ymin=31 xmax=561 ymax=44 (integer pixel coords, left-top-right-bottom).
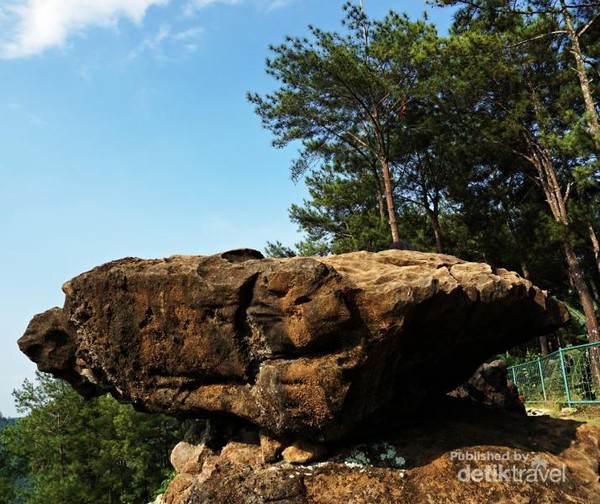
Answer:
xmin=0 ymin=416 xmax=17 ymax=428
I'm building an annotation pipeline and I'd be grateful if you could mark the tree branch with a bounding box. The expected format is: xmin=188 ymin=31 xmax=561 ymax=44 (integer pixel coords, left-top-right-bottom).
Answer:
xmin=578 ymin=12 xmax=600 ymax=37
xmin=505 ymin=30 xmax=568 ymax=50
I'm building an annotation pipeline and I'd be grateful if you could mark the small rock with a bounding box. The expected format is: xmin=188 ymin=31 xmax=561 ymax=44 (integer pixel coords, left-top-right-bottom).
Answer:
xmin=282 ymin=440 xmax=328 ymax=464
xmin=170 ymin=441 xmax=212 ymax=474
xmin=448 ymin=359 xmax=526 ymax=415
xmin=260 ymin=430 xmax=285 ymax=463
xmin=560 ymin=407 xmax=577 ymax=416
xmin=162 ymin=473 xmax=194 ymax=504
xmin=220 ymin=441 xmax=263 ymax=467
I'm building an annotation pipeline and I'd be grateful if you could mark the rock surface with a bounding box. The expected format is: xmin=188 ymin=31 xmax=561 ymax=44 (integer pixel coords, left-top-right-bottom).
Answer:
xmin=19 ymin=249 xmax=567 ymax=441
xmin=281 ymin=440 xmax=328 ymax=465
xmin=159 ymin=398 xmax=600 ymax=504
xmin=449 ymin=359 xmax=526 ymax=415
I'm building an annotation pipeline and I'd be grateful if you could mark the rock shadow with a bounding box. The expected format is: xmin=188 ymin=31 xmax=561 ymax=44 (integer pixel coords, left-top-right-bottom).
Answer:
xmin=350 ymin=396 xmax=585 ymax=470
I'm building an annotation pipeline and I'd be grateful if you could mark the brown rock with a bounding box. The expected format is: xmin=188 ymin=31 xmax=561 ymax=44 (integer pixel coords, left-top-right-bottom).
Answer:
xmin=170 ymin=441 xmax=212 ymax=475
xmin=19 ymin=249 xmax=568 ymax=441
xmin=162 ymin=399 xmax=600 ymax=503
xmin=282 ymin=440 xmax=328 ymax=464
xmin=161 ymin=473 xmax=194 ymax=504
xmin=259 ymin=429 xmax=285 ymax=463
xmin=449 ymin=359 xmax=526 ymax=414
xmin=219 ymin=442 xmax=263 ymax=467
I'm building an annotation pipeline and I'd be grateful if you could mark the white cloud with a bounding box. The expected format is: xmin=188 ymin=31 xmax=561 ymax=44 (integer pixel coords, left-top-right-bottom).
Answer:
xmin=172 ymin=26 xmax=205 ymax=52
xmin=192 ymin=0 xmax=241 ymax=7
xmin=125 ymin=23 xmax=171 ymax=61
xmin=173 ymin=26 xmax=204 ymax=41
xmin=0 ymin=0 xmax=296 ymax=60
xmin=182 ymin=0 xmax=241 ymax=18
xmin=125 ymin=23 xmax=205 ymax=61
xmin=0 ymin=0 xmax=170 ymax=59
xmin=183 ymin=0 xmax=294 ymax=17
xmin=265 ymin=0 xmax=295 ymax=12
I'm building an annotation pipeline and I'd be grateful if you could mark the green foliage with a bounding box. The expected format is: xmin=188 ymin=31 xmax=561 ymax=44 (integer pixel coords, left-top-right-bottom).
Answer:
xmin=0 ymin=414 xmax=15 ymax=429
xmin=248 ymin=3 xmax=434 ymax=177
xmin=564 ymin=299 xmax=600 ymax=343
xmin=257 ymin=0 xmax=600 ymax=355
xmin=248 ymin=2 xmax=454 ymax=245
xmin=152 ymin=469 xmax=177 ymax=500
xmin=288 ymin=161 xmax=393 ymax=254
xmin=565 ymin=300 xmax=589 ymax=332
xmin=264 ymin=240 xmax=297 ymax=258
xmin=441 ymin=0 xmax=600 ymax=355
xmin=2 ymin=372 xmax=182 ymax=504
xmin=0 ymin=414 xmax=23 ymax=504
xmin=501 ymin=351 xmax=542 ymax=368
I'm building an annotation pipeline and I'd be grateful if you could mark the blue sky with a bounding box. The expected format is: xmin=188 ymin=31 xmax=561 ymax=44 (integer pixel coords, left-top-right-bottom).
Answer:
xmin=0 ymin=0 xmax=454 ymax=417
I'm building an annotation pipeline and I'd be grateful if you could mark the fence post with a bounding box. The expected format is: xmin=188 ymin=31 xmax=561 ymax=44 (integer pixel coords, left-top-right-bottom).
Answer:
xmin=537 ymin=357 xmax=547 ymax=402
xmin=558 ymin=347 xmax=572 ymax=407
xmin=511 ymin=366 xmax=517 ymax=387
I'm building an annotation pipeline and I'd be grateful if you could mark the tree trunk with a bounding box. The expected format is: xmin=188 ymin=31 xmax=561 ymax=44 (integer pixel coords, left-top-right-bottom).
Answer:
xmin=370 ymin=162 xmax=386 ymax=222
xmin=539 ymin=336 xmax=550 ymax=356
xmin=432 ymin=215 xmax=443 ymax=254
xmin=589 ymin=223 xmax=600 ymax=280
xmin=425 ymin=208 xmax=443 ymax=253
xmin=525 ymin=122 xmax=600 ymax=386
xmin=520 ymin=261 xmax=531 ymax=280
xmin=379 ymin=157 xmax=401 ymax=242
xmin=563 ymin=241 xmax=599 ymax=344
xmin=560 ymin=1 xmax=600 ymax=150
xmin=376 ymin=192 xmax=386 ymax=222
xmin=429 ymin=190 xmax=444 ymax=253
xmin=590 ymin=279 xmax=599 ymax=302
xmin=420 ymin=176 xmax=443 ymax=253
xmin=563 ymin=240 xmax=600 ymax=389
xmin=520 ymin=261 xmax=549 ymax=354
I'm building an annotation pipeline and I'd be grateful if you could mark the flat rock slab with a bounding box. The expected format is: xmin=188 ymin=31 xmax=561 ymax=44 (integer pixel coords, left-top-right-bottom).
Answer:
xmin=19 ymin=249 xmax=567 ymax=441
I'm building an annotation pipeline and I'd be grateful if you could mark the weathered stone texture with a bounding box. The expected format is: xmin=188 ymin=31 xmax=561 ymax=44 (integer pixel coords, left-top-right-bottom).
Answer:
xmin=19 ymin=249 xmax=567 ymax=441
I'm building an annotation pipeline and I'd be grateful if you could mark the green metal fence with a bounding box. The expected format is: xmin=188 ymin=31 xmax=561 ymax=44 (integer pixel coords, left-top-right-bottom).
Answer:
xmin=508 ymin=342 xmax=600 ymax=406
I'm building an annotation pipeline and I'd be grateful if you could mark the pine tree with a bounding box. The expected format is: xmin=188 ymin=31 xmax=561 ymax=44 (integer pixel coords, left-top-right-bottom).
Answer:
xmin=2 ymin=372 xmax=182 ymax=503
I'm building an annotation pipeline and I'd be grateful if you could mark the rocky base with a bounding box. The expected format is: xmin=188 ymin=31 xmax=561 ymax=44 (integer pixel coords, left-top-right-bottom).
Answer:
xmin=155 ymin=398 xmax=600 ymax=504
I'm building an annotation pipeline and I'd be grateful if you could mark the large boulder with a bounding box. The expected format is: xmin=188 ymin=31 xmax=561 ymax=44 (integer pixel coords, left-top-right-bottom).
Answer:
xmin=18 ymin=249 xmax=567 ymax=441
